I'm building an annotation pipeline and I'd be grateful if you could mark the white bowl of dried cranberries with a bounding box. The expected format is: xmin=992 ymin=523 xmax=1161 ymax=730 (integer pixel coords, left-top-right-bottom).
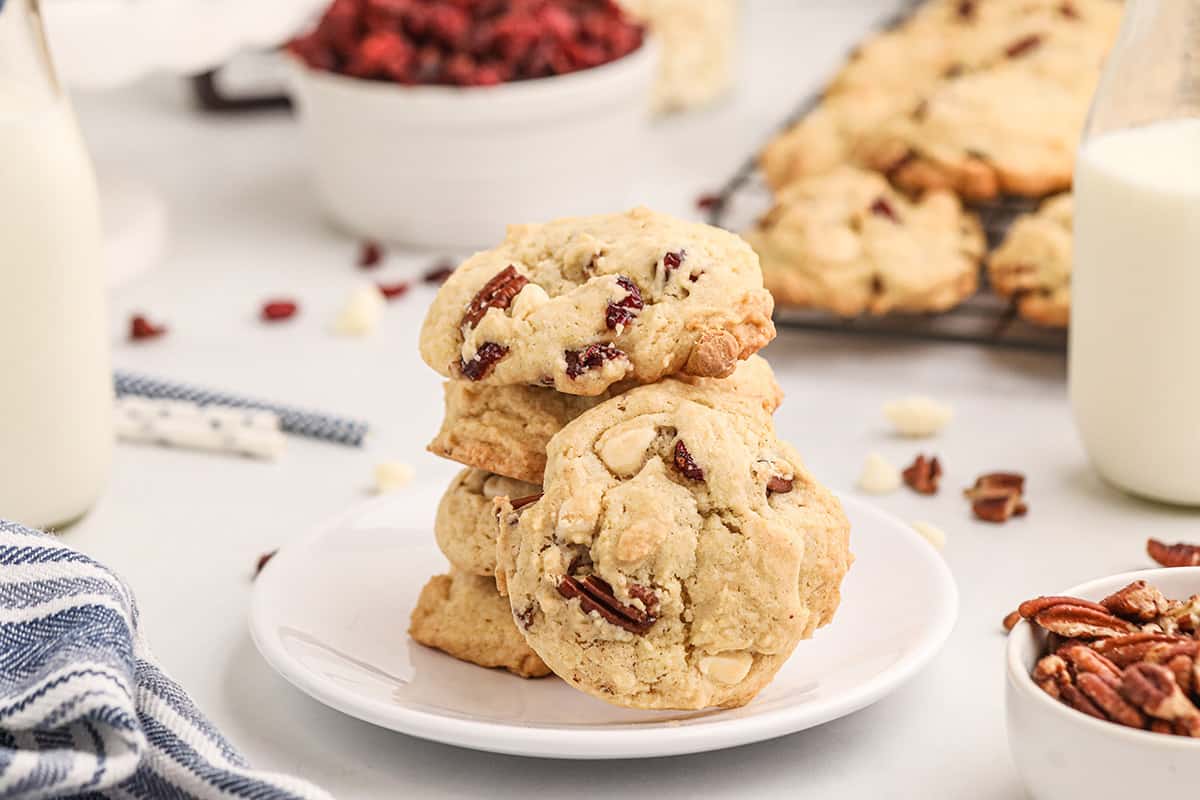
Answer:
xmin=286 ymin=0 xmax=655 ymax=250
xmin=1006 ymin=567 xmax=1200 ymax=800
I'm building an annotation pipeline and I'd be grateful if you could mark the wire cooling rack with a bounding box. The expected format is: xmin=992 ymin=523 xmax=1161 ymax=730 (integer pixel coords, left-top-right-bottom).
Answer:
xmin=706 ymin=1 xmax=1068 ymax=354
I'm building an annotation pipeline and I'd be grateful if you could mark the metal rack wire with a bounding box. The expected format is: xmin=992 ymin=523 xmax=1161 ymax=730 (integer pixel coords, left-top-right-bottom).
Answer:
xmin=707 ymin=1 xmax=1068 ymax=354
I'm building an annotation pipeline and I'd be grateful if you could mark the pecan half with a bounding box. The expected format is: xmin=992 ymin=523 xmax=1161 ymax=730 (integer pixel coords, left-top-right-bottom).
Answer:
xmin=1033 ymin=654 xmax=1072 ymax=699
xmin=516 ymin=605 xmax=535 ymax=630
xmin=1147 ymin=538 xmax=1200 ymax=568
xmin=673 ymin=440 xmax=704 ymax=482
xmin=1019 ymin=596 xmax=1136 ymax=639
xmin=557 ymin=575 xmax=658 ymax=634
xmin=1092 ymin=633 xmax=1193 ymax=668
xmin=605 ymin=276 xmax=644 ymax=331
xmin=1120 ymin=663 xmax=1200 ymax=735
xmin=902 ymin=454 xmax=941 ymax=495
xmin=1158 ymin=595 xmax=1200 ymax=634
xmin=1003 ymin=609 xmax=1022 ymax=632
xmin=462 ymin=265 xmax=528 ymax=329
xmin=766 ymin=475 xmax=794 ymax=495
xmin=1077 ymin=672 xmax=1147 ymax=728
xmin=459 ymin=341 xmax=509 ymax=381
xmin=1101 ymin=580 xmax=1171 ymax=623
xmin=564 ymin=342 xmax=626 ymax=379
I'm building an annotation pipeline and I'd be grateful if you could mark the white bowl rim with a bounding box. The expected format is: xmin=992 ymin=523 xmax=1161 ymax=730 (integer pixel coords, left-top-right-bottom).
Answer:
xmin=1006 ymin=565 xmax=1200 ymax=750
xmin=286 ymin=35 xmax=657 ymax=99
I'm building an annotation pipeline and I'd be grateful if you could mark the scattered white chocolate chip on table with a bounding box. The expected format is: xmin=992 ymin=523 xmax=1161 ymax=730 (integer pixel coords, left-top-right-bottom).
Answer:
xmin=911 ymin=521 xmax=946 ymax=551
xmin=857 ymin=452 xmax=901 ymax=495
xmin=333 ymin=283 xmax=386 ymax=336
xmin=884 ymin=395 xmax=953 ymax=438
xmin=374 ymin=461 xmax=414 ymax=493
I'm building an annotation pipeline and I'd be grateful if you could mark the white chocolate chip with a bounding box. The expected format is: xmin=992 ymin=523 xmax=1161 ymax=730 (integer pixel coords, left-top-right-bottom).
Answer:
xmin=912 ymin=520 xmax=946 ymax=550
xmin=699 ymin=651 xmax=753 ymax=685
xmin=333 ymin=283 xmax=386 ymax=336
xmin=509 ymin=282 xmax=549 ymax=320
xmin=374 ymin=461 xmax=414 ymax=493
xmin=857 ymin=452 xmax=901 ymax=494
xmin=883 ymin=395 xmax=953 ymax=438
xmin=598 ymin=425 xmax=656 ymax=476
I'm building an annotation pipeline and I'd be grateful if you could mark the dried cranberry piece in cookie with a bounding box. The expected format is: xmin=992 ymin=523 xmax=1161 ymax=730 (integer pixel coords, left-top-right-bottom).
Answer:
xmin=459 ymin=342 xmax=509 ymax=381
xmin=673 ymin=440 xmax=705 ymax=482
xmin=462 ymin=265 xmax=529 ymax=329
xmin=605 ymin=276 xmax=644 ymax=331
xmin=564 ymin=343 xmax=626 ymax=379
xmin=869 ymin=197 xmax=900 ymax=222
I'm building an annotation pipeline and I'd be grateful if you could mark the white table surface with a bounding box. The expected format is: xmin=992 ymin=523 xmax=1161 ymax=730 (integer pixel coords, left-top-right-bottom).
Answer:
xmin=63 ymin=2 xmax=1194 ymax=797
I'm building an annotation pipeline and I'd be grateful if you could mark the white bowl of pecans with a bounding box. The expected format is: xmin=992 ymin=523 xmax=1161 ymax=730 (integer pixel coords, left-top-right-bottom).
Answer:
xmin=1006 ymin=567 xmax=1200 ymax=800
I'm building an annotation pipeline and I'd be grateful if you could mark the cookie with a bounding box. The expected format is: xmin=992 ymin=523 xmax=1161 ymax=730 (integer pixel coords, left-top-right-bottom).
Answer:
xmin=744 ymin=165 xmax=985 ymax=316
xmin=428 ymin=354 xmax=784 ymax=484
xmin=409 ymin=570 xmax=552 ymax=678
xmin=435 ymin=468 xmax=540 ymax=576
xmin=760 ymin=0 xmax=1120 ymax=193
xmin=987 ymin=193 xmax=1072 ymax=327
xmin=495 ymin=381 xmax=852 ymax=710
xmin=418 ymin=207 xmax=776 ymax=397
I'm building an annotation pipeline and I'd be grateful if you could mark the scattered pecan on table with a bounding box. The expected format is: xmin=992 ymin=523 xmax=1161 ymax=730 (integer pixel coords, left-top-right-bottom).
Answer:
xmin=1148 ymin=538 xmax=1200 ymax=568
xmin=902 ymin=454 xmax=941 ymax=495
xmin=965 ymin=471 xmax=1026 ymax=523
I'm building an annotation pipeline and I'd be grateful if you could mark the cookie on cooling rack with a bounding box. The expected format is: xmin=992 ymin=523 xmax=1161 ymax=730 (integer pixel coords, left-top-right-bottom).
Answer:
xmin=409 ymin=570 xmax=552 ymax=679
xmin=743 ymin=165 xmax=985 ymax=317
xmin=987 ymin=193 xmax=1072 ymax=328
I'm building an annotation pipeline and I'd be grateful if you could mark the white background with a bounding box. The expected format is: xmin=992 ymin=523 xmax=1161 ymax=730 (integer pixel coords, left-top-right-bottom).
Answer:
xmin=63 ymin=2 xmax=1191 ymax=797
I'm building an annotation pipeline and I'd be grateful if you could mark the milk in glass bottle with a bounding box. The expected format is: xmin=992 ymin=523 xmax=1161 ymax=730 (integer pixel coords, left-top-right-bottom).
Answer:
xmin=0 ymin=0 xmax=112 ymax=527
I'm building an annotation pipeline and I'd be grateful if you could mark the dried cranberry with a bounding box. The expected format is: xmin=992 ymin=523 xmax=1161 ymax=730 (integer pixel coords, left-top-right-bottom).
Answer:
xmin=956 ymin=0 xmax=976 ymax=19
xmin=261 ymin=300 xmax=299 ymax=322
xmin=345 ymin=30 xmax=413 ymax=80
xmin=460 ymin=341 xmax=509 ymax=381
xmin=605 ymin=276 xmax=644 ymax=331
xmin=564 ymin=342 xmax=625 ymax=379
xmin=423 ymin=260 xmax=456 ymax=285
xmin=662 ymin=250 xmax=685 ymax=271
xmin=695 ymin=193 xmax=721 ymax=212
xmin=129 ymin=314 xmax=167 ymax=341
xmin=767 ymin=476 xmax=794 ymax=494
xmin=869 ymin=197 xmax=900 ymax=222
xmin=377 ymin=280 xmax=410 ymax=300
xmin=673 ymin=441 xmax=705 ymax=482
xmin=358 ymin=241 xmax=383 ymax=269
xmin=254 ymin=549 xmax=278 ymax=578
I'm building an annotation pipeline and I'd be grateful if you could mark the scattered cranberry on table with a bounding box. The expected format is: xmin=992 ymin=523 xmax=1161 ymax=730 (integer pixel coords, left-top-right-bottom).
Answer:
xmin=261 ymin=300 xmax=300 ymax=322
xmin=288 ymin=0 xmax=644 ymax=87
xmin=377 ymin=280 xmax=412 ymax=300
xmin=129 ymin=314 xmax=168 ymax=341
xmin=358 ymin=240 xmax=384 ymax=269
xmin=423 ymin=260 xmax=456 ymax=284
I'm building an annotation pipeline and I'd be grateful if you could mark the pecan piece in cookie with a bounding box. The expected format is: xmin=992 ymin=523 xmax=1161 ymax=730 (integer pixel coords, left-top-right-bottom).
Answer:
xmin=605 ymin=276 xmax=644 ymax=331
xmin=459 ymin=342 xmax=509 ymax=381
xmin=462 ymin=265 xmax=528 ymax=329
xmin=1005 ymin=34 xmax=1043 ymax=59
xmin=767 ymin=475 xmax=794 ymax=494
xmin=557 ymin=575 xmax=658 ymax=634
xmin=1147 ymin=538 xmax=1200 ymax=568
xmin=564 ymin=343 xmax=626 ymax=379
xmin=673 ymin=440 xmax=705 ymax=482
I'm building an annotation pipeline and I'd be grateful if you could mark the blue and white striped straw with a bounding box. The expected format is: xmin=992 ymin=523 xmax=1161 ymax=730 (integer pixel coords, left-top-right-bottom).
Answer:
xmin=114 ymin=371 xmax=369 ymax=447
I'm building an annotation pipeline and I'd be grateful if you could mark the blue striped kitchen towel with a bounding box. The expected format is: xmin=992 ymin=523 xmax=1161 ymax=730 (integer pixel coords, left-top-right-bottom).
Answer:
xmin=0 ymin=520 xmax=333 ymax=800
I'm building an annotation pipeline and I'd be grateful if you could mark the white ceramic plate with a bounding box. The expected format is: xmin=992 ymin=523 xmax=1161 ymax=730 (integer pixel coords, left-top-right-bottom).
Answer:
xmin=249 ymin=487 xmax=957 ymax=759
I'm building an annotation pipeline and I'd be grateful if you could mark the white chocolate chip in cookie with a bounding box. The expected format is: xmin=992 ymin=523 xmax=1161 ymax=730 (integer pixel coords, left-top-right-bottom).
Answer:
xmin=858 ymin=452 xmax=901 ymax=494
xmin=597 ymin=424 xmax=657 ymax=476
xmin=884 ymin=395 xmax=953 ymax=438
xmin=699 ymin=651 xmax=754 ymax=685
xmin=911 ymin=520 xmax=946 ymax=551
xmin=554 ymin=490 xmax=600 ymax=544
xmin=616 ymin=523 xmax=661 ymax=565
xmin=509 ymin=282 xmax=549 ymax=320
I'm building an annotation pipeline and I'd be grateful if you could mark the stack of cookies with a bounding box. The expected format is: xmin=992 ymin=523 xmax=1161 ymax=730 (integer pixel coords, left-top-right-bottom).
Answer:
xmin=410 ymin=207 xmax=852 ymax=710
xmin=748 ymin=0 xmax=1121 ymax=326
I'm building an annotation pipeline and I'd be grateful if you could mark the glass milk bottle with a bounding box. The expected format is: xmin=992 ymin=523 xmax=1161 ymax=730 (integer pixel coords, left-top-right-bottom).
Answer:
xmin=1070 ymin=0 xmax=1200 ymax=504
xmin=0 ymin=0 xmax=112 ymax=527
